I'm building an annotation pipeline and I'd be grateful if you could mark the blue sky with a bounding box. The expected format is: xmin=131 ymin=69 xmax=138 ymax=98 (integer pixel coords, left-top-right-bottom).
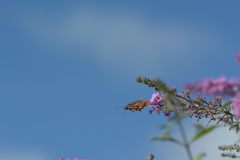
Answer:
xmin=1 ymin=1 xmax=240 ymax=160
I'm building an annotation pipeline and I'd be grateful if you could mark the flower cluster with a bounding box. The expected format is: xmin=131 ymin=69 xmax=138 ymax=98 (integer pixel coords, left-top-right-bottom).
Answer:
xmin=184 ymin=103 xmax=216 ymax=118
xmin=136 ymin=76 xmax=240 ymax=126
xmin=184 ymin=76 xmax=240 ymax=118
xmin=184 ymin=76 xmax=240 ymax=97
xmin=149 ymin=92 xmax=164 ymax=105
xmin=148 ymin=92 xmax=170 ymax=115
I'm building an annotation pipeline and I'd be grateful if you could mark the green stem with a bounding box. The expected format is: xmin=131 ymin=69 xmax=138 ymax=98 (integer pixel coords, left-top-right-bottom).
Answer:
xmin=178 ymin=119 xmax=193 ymax=160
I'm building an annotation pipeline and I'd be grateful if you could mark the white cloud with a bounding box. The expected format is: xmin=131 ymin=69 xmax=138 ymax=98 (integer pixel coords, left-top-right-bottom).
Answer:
xmin=22 ymin=7 xmax=220 ymax=73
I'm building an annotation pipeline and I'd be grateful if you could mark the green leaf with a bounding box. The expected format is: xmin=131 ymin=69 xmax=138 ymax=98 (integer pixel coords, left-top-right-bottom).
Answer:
xmin=191 ymin=125 xmax=217 ymax=143
xmin=193 ymin=152 xmax=206 ymax=160
xmin=194 ymin=123 xmax=206 ymax=132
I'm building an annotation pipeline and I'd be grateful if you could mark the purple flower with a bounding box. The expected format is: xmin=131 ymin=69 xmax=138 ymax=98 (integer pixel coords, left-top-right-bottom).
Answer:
xmin=149 ymin=92 xmax=164 ymax=105
xmin=149 ymin=104 xmax=161 ymax=114
xmin=148 ymin=92 xmax=166 ymax=114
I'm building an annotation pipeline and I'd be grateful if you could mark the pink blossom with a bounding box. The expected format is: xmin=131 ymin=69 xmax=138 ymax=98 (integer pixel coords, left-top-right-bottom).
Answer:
xmin=232 ymin=94 xmax=240 ymax=118
xmin=149 ymin=92 xmax=164 ymax=105
xmin=185 ymin=76 xmax=240 ymax=96
xmin=148 ymin=92 xmax=167 ymax=114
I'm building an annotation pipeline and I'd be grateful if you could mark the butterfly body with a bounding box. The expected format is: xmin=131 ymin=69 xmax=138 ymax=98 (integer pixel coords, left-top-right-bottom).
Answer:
xmin=124 ymin=99 xmax=150 ymax=111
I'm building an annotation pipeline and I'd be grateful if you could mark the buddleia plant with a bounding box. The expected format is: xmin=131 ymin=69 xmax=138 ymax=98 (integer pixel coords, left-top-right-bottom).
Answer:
xmin=124 ymin=53 xmax=240 ymax=160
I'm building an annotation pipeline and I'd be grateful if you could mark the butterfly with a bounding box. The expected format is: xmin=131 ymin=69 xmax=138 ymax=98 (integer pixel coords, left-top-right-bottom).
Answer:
xmin=124 ymin=98 xmax=150 ymax=111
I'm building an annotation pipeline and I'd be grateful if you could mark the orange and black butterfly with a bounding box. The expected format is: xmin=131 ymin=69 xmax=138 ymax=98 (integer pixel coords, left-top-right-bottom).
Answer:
xmin=124 ymin=99 xmax=150 ymax=111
